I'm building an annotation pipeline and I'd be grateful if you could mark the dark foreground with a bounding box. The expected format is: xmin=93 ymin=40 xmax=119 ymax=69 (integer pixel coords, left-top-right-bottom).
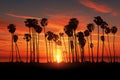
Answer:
xmin=0 ymin=62 xmax=120 ymax=79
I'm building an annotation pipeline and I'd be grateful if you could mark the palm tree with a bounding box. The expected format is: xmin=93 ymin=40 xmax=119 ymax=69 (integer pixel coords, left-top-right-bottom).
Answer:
xmin=34 ymin=25 xmax=42 ymax=63
xmin=40 ymin=18 xmax=48 ymax=62
xmin=24 ymin=19 xmax=38 ymax=62
xmin=77 ymin=32 xmax=86 ymax=63
xmin=87 ymin=23 xmax=95 ymax=63
xmin=24 ymin=34 xmax=31 ymax=63
xmin=93 ymin=16 xmax=103 ymax=63
xmin=59 ymin=32 xmax=68 ymax=62
xmin=111 ymin=26 xmax=118 ymax=63
xmin=84 ymin=30 xmax=90 ymax=62
xmin=64 ymin=24 xmax=73 ymax=62
xmin=100 ymin=21 xmax=108 ymax=62
xmin=69 ymin=18 xmax=79 ymax=62
xmin=105 ymin=27 xmax=112 ymax=62
xmin=13 ymin=35 xmax=21 ymax=62
xmin=45 ymin=31 xmax=54 ymax=62
xmin=7 ymin=24 xmax=16 ymax=62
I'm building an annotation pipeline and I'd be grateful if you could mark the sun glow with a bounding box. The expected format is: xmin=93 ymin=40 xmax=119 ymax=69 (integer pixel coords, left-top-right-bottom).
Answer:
xmin=54 ymin=49 xmax=62 ymax=63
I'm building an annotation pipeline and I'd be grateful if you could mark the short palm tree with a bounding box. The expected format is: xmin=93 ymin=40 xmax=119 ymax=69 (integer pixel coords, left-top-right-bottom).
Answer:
xmin=111 ymin=26 xmax=118 ymax=63
xmin=77 ymin=32 xmax=86 ymax=63
xmin=59 ymin=32 xmax=68 ymax=62
xmin=45 ymin=31 xmax=54 ymax=62
xmin=7 ymin=24 xmax=16 ymax=62
xmin=84 ymin=30 xmax=90 ymax=62
xmin=13 ymin=35 xmax=21 ymax=62
xmin=105 ymin=27 xmax=112 ymax=62
xmin=24 ymin=34 xmax=31 ymax=63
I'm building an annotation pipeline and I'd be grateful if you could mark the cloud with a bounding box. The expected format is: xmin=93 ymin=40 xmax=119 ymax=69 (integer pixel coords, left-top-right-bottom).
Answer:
xmin=78 ymin=0 xmax=118 ymax=16
xmin=5 ymin=13 xmax=41 ymax=19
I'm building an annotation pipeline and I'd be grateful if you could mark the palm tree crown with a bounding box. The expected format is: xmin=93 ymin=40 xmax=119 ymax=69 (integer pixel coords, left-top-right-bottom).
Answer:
xmin=111 ymin=26 xmax=118 ymax=34
xmin=8 ymin=24 xmax=16 ymax=33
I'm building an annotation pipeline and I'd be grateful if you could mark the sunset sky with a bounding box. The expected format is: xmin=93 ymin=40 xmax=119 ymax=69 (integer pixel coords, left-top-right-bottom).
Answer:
xmin=0 ymin=0 xmax=120 ymax=62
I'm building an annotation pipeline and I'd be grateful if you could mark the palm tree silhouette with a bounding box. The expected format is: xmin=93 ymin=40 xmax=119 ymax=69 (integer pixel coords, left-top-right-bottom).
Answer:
xmin=105 ymin=27 xmax=112 ymax=62
xmin=59 ymin=32 xmax=68 ymax=62
xmin=84 ymin=30 xmax=90 ymax=62
xmin=87 ymin=23 xmax=95 ymax=62
xmin=45 ymin=31 xmax=54 ymax=62
xmin=64 ymin=24 xmax=73 ymax=62
xmin=34 ymin=25 xmax=42 ymax=63
xmin=94 ymin=16 xmax=103 ymax=63
xmin=111 ymin=26 xmax=118 ymax=63
xmin=13 ymin=35 xmax=21 ymax=62
xmin=77 ymin=32 xmax=86 ymax=63
xmin=69 ymin=18 xmax=79 ymax=62
xmin=7 ymin=24 xmax=16 ymax=62
xmin=24 ymin=19 xmax=38 ymax=62
xmin=24 ymin=34 xmax=31 ymax=63
xmin=40 ymin=18 xmax=48 ymax=62
xmin=100 ymin=21 xmax=108 ymax=62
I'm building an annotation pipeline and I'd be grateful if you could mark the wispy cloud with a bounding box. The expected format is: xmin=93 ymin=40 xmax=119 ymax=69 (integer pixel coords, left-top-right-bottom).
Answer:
xmin=5 ymin=13 xmax=41 ymax=19
xmin=78 ymin=0 xmax=118 ymax=16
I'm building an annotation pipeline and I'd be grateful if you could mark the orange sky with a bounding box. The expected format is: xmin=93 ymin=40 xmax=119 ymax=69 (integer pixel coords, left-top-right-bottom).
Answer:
xmin=0 ymin=0 xmax=120 ymax=62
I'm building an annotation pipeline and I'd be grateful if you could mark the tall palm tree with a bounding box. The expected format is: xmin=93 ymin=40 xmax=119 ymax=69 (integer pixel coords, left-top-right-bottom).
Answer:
xmin=40 ymin=18 xmax=48 ymax=62
xmin=34 ymin=25 xmax=42 ymax=63
xmin=24 ymin=19 xmax=38 ymax=62
xmin=7 ymin=24 xmax=16 ymax=62
xmin=77 ymin=32 xmax=86 ymax=63
xmin=13 ymin=35 xmax=21 ymax=62
xmin=93 ymin=16 xmax=103 ymax=63
xmin=69 ymin=18 xmax=79 ymax=62
xmin=87 ymin=23 xmax=95 ymax=63
xmin=111 ymin=26 xmax=118 ymax=63
xmin=100 ymin=21 xmax=108 ymax=62
xmin=105 ymin=27 xmax=112 ymax=62
xmin=84 ymin=30 xmax=90 ymax=62
xmin=64 ymin=24 xmax=73 ymax=62
xmin=24 ymin=34 xmax=31 ymax=63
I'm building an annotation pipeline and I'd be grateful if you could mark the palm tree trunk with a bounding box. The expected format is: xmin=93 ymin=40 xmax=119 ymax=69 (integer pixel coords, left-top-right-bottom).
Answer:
xmin=87 ymin=37 xmax=90 ymax=62
xmin=15 ymin=43 xmax=21 ymax=62
xmin=68 ymin=37 xmax=71 ymax=62
xmin=113 ymin=34 xmax=116 ymax=63
xmin=63 ymin=36 xmax=68 ymax=62
xmin=29 ymin=28 xmax=32 ymax=63
xmin=80 ymin=46 xmax=84 ymax=63
xmin=97 ymin=26 xmax=99 ymax=63
xmin=26 ymin=41 xmax=28 ymax=63
xmin=37 ymin=34 xmax=39 ymax=63
xmin=11 ymin=33 xmax=14 ymax=62
xmin=14 ymin=43 xmax=17 ymax=62
xmin=32 ymin=28 xmax=35 ymax=62
xmin=90 ymin=34 xmax=94 ymax=62
xmin=48 ymin=41 xmax=51 ymax=62
xmin=107 ymin=35 xmax=112 ymax=63
xmin=70 ymin=40 xmax=74 ymax=63
xmin=43 ymin=27 xmax=48 ymax=63
xmin=74 ymin=31 xmax=78 ymax=62
xmin=102 ymin=29 xmax=104 ymax=62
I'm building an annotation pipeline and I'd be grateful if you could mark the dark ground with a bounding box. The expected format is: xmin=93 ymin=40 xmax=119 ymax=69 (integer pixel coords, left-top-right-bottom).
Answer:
xmin=0 ymin=62 xmax=120 ymax=79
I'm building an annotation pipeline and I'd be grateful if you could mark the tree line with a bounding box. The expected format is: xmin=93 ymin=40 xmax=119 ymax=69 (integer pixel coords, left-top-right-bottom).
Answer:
xmin=7 ymin=16 xmax=118 ymax=63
